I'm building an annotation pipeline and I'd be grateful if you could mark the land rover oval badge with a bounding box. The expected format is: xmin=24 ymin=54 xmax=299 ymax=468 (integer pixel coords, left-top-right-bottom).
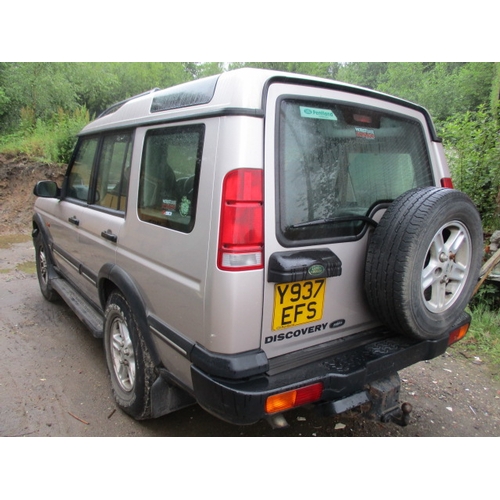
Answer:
xmin=308 ymin=264 xmax=325 ymax=276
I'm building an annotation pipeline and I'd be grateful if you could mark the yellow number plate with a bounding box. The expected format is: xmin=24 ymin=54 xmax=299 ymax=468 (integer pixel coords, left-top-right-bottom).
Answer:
xmin=272 ymin=279 xmax=326 ymax=330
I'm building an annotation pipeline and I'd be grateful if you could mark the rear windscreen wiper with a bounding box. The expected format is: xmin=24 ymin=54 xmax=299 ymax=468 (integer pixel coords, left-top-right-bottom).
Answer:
xmin=290 ymin=215 xmax=378 ymax=229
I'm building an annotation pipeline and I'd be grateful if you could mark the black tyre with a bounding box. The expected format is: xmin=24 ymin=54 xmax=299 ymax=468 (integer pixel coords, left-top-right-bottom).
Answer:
xmin=365 ymin=187 xmax=482 ymax=340
xmin=104 ymin=291 xmax=156 ymax=419
xmin=34 ymin=232 xmax=59 ymax=302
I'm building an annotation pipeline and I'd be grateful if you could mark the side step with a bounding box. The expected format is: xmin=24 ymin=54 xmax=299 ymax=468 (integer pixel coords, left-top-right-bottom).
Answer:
xmin=51 ymin=278 xmax=104 ymax=338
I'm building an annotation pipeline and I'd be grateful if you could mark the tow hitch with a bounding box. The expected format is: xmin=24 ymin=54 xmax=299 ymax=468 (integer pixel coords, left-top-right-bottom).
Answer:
xmin=318 ymin=373 xmax=413 ymax=427
xmin=366 ymin=373 xmax=412 ymax=426
xmin=380 ymin=401 xmax=413 ymax=427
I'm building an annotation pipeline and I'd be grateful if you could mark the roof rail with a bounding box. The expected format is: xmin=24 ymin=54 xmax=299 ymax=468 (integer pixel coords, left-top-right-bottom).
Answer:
xmin=98 ymin=87 xmax=160 ymax=118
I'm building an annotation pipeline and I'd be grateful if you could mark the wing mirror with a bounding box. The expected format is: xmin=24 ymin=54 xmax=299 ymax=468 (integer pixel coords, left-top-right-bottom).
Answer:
xmin=33 ymin=180 xmax=60 ymax=198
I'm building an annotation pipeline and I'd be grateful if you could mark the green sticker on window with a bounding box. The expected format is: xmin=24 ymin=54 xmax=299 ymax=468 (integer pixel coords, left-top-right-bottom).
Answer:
xmin=300 ymin=106 xmax=337 ymax=121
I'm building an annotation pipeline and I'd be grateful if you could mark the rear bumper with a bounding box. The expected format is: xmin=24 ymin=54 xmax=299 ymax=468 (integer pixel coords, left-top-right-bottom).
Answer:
xmin=190 ymin=325 xmax=459 ymax=425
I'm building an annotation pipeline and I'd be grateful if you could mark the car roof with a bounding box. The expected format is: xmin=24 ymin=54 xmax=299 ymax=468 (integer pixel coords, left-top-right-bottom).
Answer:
xmin=80 ymin=67 xmax=438 ymax=139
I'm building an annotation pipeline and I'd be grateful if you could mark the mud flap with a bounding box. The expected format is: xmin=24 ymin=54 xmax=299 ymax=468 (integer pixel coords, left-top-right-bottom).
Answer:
xmin=150 ymin=370 xmax=196 ymax=418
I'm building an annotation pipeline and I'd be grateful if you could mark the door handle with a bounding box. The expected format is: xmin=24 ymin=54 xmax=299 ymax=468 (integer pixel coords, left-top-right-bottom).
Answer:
xmin=68 ymin=216 xmax=80 ymax=226
xmin=101 ymin=229 xmax=118 ymax=243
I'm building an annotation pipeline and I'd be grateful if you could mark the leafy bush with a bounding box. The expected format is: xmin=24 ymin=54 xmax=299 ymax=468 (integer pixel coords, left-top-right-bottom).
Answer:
xmin=441 ymin=104 xmax=500 ymax=233
xmin=470 ymin=281 xmax=500 ymax=311
xmin=0 ymin=106 xmax=90 ymax=163
xmin=51 ymin=107 xmax=90 ymax=163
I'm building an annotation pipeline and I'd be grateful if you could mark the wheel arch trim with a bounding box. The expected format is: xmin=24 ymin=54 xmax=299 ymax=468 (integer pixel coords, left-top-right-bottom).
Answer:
xmin=32 ymin=213 xmax=58 ymax=278
xmin=98 ymin=263 xmax=161 ymax=366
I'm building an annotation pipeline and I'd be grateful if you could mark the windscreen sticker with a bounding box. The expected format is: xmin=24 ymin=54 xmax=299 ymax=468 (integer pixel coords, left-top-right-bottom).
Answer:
xmin=355 ymin=127 xmax=375 ymax=139
xmin=300 ymin=106 xmax=337 ymax=121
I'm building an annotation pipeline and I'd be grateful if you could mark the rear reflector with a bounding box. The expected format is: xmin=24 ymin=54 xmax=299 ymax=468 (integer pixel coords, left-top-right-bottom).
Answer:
xmin=448 ymin=323 xmax=470 ymax=346
xmin=265 ymin=383 xmax=323 ymax=414
xmin=218 ymin=169 xmax=264 ymax=271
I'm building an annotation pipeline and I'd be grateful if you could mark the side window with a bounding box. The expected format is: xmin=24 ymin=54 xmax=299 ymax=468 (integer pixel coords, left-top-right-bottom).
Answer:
xmin=95 ymin=132 xmax=132 ymax=211
xmin=138 ymin=124 xmax=204 ymax=233
xmin=67 ymin=137 xmax=99 ymax=201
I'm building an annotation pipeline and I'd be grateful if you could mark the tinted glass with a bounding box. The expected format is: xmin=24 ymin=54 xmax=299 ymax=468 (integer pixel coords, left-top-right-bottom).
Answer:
xmin=138 ymin=124 xmax=204 ymax=233
xmin=278 ymin=99 xmax=433 ymax=243
xmin=67 ymin=137 xmax=99 ymax=202
xmin=150 ymin=75 xmax=219 ymax=113
xmin=95 ymin=132 xmax=132 ymax=211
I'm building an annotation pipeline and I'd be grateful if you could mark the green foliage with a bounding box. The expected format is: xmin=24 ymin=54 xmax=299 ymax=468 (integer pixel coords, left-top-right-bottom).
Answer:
xmin=228 ymin=62 xmax=340 ymax=80
xmin=0 ymin=87 xmax=9 ymax=117
xmin=337 ymin=62 xmax=495 ymax=121
xmin=470 ymin=282 xmax=500 ymax=311
xmin=95 ymin=62 xmax=189 ymax=104
xmin=491 ymin=62 xmax=500 ymax=112
xmin=1 ymin=63 xmax=78 ymax=129
xmin=184 ymin=62 xmax=225 ymax=79
xmin=0 ymin=62 xmax=200 ymax=132
xmin=51 ymin=106 xmax=91 ymax=163
xmin=464 ymin=304 xmax=500 ymax=371
xmin=441 ymin=104 xmax=500 ymax=232
xmin=336 ymin=62 xmax=389 ymax=89
xmin=0 ymin=106 xmax=90 ymax=163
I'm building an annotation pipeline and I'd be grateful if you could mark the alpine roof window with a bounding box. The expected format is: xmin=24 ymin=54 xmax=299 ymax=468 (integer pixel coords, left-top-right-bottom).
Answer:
xmin=150 ymin=75 xmax=219 ymax=113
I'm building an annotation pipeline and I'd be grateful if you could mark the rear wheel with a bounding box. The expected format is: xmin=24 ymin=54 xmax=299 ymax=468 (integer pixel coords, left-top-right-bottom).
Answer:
xmin=104 ymin=291 xmax=156 ymax=419
xmin=365 ymin=187 xmax=482 ymax=340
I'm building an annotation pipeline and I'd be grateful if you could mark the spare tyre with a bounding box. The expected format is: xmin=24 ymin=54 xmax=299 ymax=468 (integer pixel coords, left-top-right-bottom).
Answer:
xmin=365 ymin=187 xmax=482 ymax=341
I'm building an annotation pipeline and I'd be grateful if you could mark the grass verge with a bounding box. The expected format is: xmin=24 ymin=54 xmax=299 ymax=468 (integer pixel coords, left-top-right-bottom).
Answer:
xmin=462 ymin=305 xmax=500 ymax=376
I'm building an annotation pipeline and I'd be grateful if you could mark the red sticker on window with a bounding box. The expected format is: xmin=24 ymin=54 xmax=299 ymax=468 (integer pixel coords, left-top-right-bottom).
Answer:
xmin=355 ymin=127 xmax=375 ymax=140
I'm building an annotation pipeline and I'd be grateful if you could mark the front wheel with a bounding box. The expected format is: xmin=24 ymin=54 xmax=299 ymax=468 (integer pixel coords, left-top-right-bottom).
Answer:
xmin=104 ymin=291 xmax=156 ymax=419
xmin=34 ymin=232 xmax=59 ymax=302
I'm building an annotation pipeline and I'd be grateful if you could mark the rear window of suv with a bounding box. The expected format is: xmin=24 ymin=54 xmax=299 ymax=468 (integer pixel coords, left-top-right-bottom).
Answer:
xmin=278 ymin=99 xmax=433 ymax=244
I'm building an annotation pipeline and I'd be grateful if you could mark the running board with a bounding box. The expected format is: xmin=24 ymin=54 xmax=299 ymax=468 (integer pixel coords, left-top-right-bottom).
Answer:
xmin=51 ymin=278 xmax=104 ymax=338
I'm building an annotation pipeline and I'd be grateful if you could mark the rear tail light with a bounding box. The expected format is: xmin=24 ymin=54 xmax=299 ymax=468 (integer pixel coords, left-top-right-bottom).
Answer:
xmin=265 ymin=383 xmax=324 ymax=414
xmin=441 ymin=177 xmax=454 ymax=188
xmin=218 ymin=168 xmax=264 ymax=271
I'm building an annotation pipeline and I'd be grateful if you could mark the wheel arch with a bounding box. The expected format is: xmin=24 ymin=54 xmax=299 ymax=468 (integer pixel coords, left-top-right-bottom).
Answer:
xmin=98 ymin=263 xmax=162 ymax=367
xmin=32 ymin=213 xmax=58 ymax=277
xmin=32 ymin=213 xmax=51 ymax=245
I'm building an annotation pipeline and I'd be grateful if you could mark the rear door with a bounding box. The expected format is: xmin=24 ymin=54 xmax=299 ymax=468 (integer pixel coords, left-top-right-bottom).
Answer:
xmin=115 ymin=122 xmax=210 ymax=351
xmin=261 ymin=82 xmax=435 ymax=359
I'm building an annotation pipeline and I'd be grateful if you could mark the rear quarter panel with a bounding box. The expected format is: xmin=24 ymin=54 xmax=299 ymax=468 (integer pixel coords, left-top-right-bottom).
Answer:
xmin=203 ymin=115 xmax=265 ymax=354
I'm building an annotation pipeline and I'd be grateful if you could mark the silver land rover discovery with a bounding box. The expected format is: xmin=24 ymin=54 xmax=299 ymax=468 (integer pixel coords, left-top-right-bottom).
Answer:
xmin=32 ymin=68 xmax=483 ymax=427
